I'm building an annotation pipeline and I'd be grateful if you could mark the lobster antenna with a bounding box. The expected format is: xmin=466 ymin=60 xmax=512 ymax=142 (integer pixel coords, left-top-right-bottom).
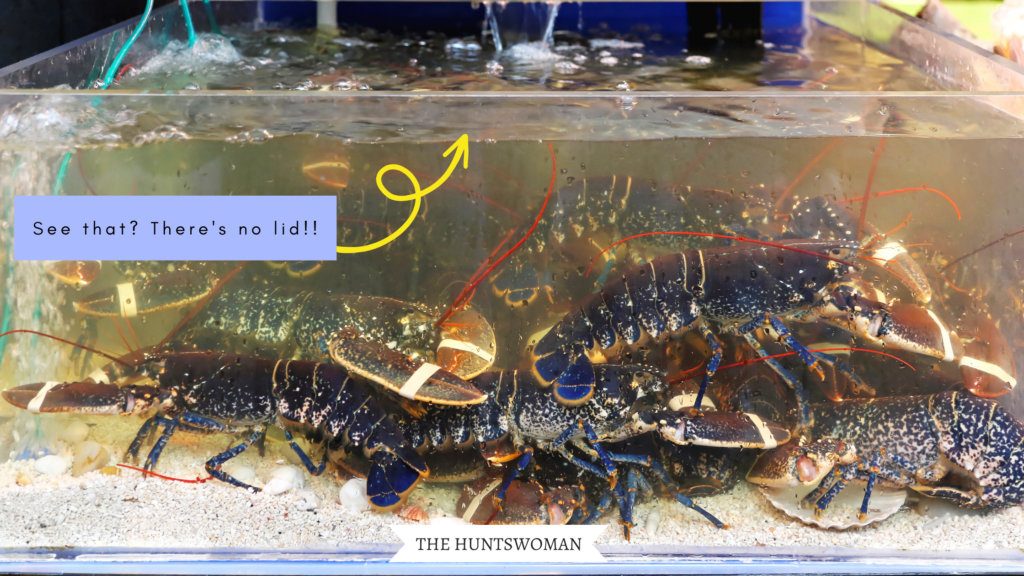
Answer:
xmin=155 ymin=261 xmax=247 ymax=351
xmin=435 ymin=142 xmax=556 ymax=328
xmin=112 ymin=317 xmax=142 ymax=363
xmin=585 ymin=232 xmax=859 ymax=278
xmin=0 ymin=329 xmax=132 ymax=367
xmin=669 ymin=346 xmax=914 ymax=384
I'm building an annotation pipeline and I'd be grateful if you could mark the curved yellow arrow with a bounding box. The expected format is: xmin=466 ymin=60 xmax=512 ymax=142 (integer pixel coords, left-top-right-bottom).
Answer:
xmin=337 ymin=135 xmax=469 ymax=254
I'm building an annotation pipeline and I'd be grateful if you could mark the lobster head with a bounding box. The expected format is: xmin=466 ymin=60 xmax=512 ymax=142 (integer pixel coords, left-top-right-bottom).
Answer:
xmin=746 ymin=438 xmax=857 ymax=487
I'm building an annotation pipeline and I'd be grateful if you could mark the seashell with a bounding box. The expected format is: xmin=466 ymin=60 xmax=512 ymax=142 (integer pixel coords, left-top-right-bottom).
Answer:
xmin=35 ymin=455 xmax=68 ymax=476
xmin=339 ymin=478 xmax=370 ymax=511
xmin=645 ymin=510 xmax=662 ymax=534
xmin=72 ymin=441 xmax=110 ymax=477
xmin=16 ymin=471 xmax=32 ymax=486
xmin=760 ymin=483 xmax=906 ymax=529
xmin=294 ymin=488 xmax=320 ymax=511
xmin=263 ymin=465 xmax=304 ymax=495
xmin=223 ymin=463 xmax=256 ymax=483
xmin=394 ymin=505 xmax=429 ymax=522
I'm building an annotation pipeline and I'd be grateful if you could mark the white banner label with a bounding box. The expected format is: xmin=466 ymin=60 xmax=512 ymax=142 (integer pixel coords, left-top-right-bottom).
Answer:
xmin=390 ymin=524 xmax=606 ymax=563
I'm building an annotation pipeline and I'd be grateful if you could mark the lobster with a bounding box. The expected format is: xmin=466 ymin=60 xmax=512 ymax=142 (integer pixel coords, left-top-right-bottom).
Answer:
xmin=2 ymin=348 xmax=486 ymax=510
xmin=531 ymin=236 xmax=1016 ymax=417
xmin=746 ymin=391 xmax=1024 ymax=527
xmin=335 ymin=336 xmax=793 ymax=537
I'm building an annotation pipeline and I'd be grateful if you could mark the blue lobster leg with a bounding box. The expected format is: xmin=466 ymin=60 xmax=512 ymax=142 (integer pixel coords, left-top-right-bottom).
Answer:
xmin=284 ymin=430 xmax=326 ymax=476
xmin=125 ymin=415 xmax=162 ymax=464
xmin=610 ymin=453 xmax=726 ymax=528
xmin=737 ymin=314 xmax=824 ymax=378
xmin=741 ymin=333 xmax=813 ymax=430
xmin=691 ymin=325 xmax=722 ymax=413
xmin=809 ymin=351 xmax=876 ymax=396
xmin=143 ymin=415 xmax=180 ymax=471
xmin=582 ymin=491 xmax=616 ymax=525
xmin=807 ymin=465 xmax=857 ymax=515
xmin=203 ymin=425 xmax=266 ymax=492
xmin=859 ymin=453 xmax=881 ymax=522
xmin=493 ymin=446 xmax=534 ymax=505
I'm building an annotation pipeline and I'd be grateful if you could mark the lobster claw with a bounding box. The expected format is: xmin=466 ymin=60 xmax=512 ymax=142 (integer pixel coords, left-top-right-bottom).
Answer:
xmin=862 ymin=240 xmax=932 ymax=305
xmin=746 ymin=439 xmax=857 ymax=487
xmin=327 ymin=329 xmax=486 ymax=406
xmin=2 ymin=381 xmax=161 ymax=415
xmin=958 ymin=313 xmax=1018 ymax=398
xmin=74 ymin=270 xmax=212 ymax=317
xmin=645 ymin=410 xmax=791 ymax=449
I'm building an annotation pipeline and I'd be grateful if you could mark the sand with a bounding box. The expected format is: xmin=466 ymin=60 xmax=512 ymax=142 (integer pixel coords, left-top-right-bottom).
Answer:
xmin=0 ymin=414 xmax=1022 ymax=552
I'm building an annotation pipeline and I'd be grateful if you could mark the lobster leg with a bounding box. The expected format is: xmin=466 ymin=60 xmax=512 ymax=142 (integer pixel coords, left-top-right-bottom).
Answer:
xmin=125 ymin=415 xmax=163 ymax=465
xmin=204 ymin=426 xmax=265 ymax=491
xmin=284 ymin=429 xmax=327 ymax=476
xmin=144 ymin=415 xmax=180 ymax=471
xmin=493 ymin=446 xmax=534 ymax=506
xmin=691 ymin=325 xmax=722 ymax=413
xmin=582 ymin=491 xmax=616 ymax=525
xmin=606 ymin=452 xmax=726 ymax=529
xmin=741 ymin=333 xmax=813 ymax=430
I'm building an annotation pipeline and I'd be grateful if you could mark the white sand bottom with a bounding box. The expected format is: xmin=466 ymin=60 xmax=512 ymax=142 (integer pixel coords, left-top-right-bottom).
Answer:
xmin=0 ymin=414 xmax=1022 ymax=551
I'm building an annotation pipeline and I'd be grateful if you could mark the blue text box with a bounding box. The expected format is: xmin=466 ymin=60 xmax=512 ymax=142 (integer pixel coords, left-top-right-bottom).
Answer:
xmin=15 ymin=196 xmax=338 ymax=261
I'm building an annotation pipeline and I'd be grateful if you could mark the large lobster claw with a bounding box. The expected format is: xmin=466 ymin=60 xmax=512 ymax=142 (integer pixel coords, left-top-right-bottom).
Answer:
xmin=807 ymin=287 xmax=1017 ymax=396
xmin=2 ymin=381 xmax=161 ymax=415
xmin=325 ymin=328 xmax=486 ymax=406
xmin=625 ymin=410 xmax=791 ymax=449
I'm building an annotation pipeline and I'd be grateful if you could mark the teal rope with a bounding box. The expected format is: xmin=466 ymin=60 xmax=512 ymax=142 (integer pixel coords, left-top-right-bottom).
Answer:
xmin=52 ymin=153 xmax=72 ymax=195
xmin=203 ymin=0 xmax=222 ymax=35
xmin=99 ymin=0 xmax=156 ymax=88
xmin=180 ymin=0 xmax=197 ymax=48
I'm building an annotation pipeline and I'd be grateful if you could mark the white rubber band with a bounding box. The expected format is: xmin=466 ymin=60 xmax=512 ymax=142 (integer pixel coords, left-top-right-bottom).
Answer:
xmin=925 ymin=309 xmax=954 ymax=362
xmin=960 ymin=356 xmax=1018 ymax=389
xmin=27 ymin=381 xmax=61 ymax=414
xmin=399 ymin=363 xmax=441 ymax=400
xmin=462 ymin=478 xmax=503 ymax=522
xmin=668 ymin=393 xmax=716 ymax=412
xmin=746 ymin=413 xmax=778 ymax=450
xmin=87 ymin=368 xmax=110 ymax=384
xmin=116 ymin=283 xmax=138 ymax=318
xmin=437 ymin=339 xmax=495 ymax=363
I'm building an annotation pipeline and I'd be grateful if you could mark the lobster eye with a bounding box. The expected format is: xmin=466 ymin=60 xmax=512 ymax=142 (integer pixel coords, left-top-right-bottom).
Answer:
xmin=797 ymin=456 xmax=819 ymax=483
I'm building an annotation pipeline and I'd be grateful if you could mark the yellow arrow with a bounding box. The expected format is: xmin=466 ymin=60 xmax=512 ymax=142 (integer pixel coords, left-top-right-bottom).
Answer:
xmin=337 ymin=135 xmax=469 ymax=254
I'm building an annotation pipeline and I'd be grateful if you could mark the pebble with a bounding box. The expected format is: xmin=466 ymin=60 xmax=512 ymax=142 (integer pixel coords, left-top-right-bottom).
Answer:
xmin=35 ymin=455 xmax=67 ymax=476
xmin=72 ymin=441 xmax=110 ymax=477
xmin=263 ymin=466 xmax=304 ymax=495
xmin=339 ymin=478 xmax=370 ymax=511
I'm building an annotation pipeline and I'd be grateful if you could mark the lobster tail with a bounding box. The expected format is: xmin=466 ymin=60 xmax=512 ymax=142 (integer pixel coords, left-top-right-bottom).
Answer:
xmin=367 ymin=451 xmax=424 ymax=510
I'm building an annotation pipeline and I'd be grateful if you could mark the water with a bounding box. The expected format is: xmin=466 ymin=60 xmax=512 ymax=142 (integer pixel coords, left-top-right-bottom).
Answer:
xmin=105 ymin=22 xmax=946 ymax=93
xmin=2 ymin=4 xmax=1024 ymax=560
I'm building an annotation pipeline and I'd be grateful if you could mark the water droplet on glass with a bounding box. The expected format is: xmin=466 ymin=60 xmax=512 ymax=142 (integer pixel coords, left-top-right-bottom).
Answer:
xmin=566 ymin=176 xmax=575 ymax=184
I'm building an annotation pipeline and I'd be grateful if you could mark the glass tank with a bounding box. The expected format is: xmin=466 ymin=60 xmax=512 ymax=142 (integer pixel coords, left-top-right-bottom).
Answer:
xmin=2 ymin=0 xmax=1024 ymax=572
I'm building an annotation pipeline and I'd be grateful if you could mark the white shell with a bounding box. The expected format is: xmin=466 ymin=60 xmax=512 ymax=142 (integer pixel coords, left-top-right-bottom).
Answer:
xmin=339 ymin=478 xmax=370 ymax=511
xmin=262 ymin=466 xmax=304 ymax=495
xmin=294 ymin=488 xmax=320 ymax=511
xmin=645 ymin=510 xmax=662 ymax=534
xmin=35 ymin=455 xmax=68 ymax=476
xmin=223 ymin=463 xmax=256 ymax=483
xmin=760 ymin=483 xmax=907 ymax=529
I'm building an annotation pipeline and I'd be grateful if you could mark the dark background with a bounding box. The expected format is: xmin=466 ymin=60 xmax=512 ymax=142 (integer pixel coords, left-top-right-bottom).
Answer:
xmin=0 ymin=0 xmax=173 ymax=68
